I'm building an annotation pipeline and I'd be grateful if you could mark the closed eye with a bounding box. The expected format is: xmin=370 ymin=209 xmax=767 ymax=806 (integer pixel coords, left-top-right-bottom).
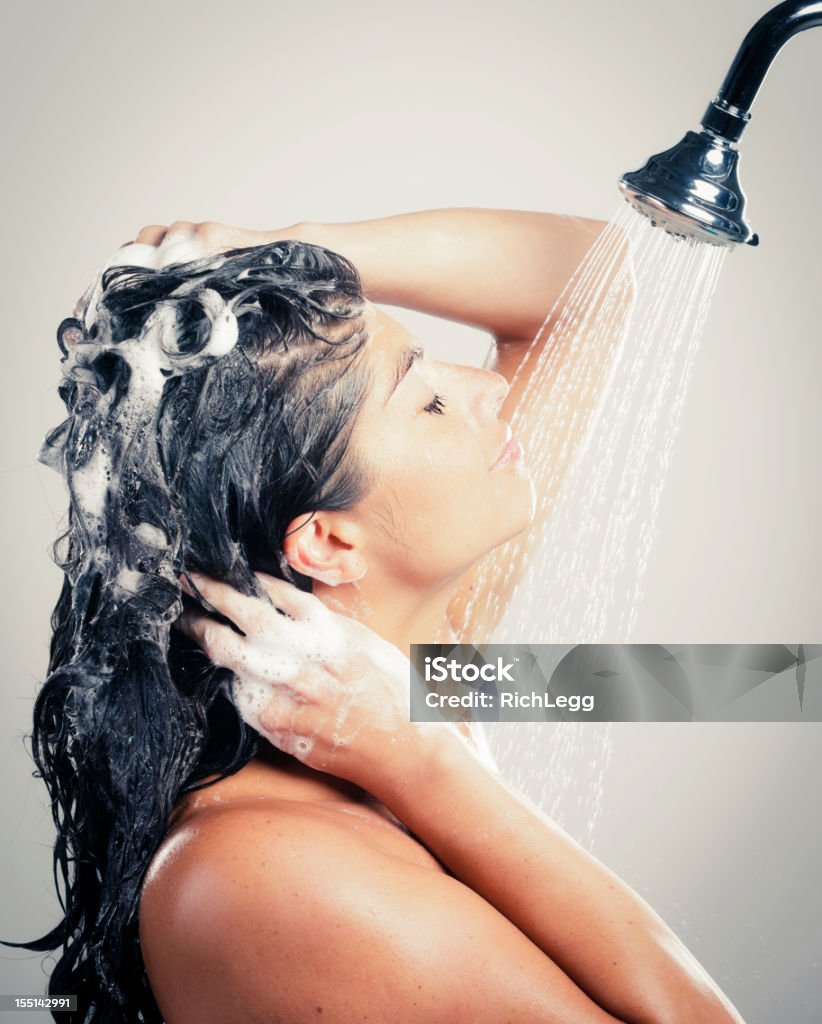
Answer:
xmin=423 ymin=393 xmax=447 ymax=415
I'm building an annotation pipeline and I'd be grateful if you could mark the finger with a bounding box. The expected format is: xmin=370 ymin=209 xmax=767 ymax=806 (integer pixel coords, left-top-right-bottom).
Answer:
xmin=135 ymin=224 xmax=168 ymax=245
xmin=254 ymin=571 xmax=325 ymax=621
xmin=234 ymin=681 xmax=294 ymax=732
xmin=173 ymin=601 xmax=210 ymax=635
xmin=254 ymin=689 xmax=316 ymax=759
xmin=181 ymin=572 xmax=268 ymax=636
xmin=233 ymin=679 xmax=315 ymax=759
xmin=164 ymin=220 xmax=197 ymax=240
xmin=176 ymin=606 xmax=248 ymax=670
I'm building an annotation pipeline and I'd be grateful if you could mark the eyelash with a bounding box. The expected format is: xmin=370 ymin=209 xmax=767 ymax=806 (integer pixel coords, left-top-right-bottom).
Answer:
xmin=423 ymin=393 xmax=447 ymax=415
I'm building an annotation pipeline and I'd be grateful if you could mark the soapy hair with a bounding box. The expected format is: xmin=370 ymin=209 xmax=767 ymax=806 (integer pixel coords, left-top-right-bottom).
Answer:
xmin=1 ymin=239 xmax=374 ymax=1022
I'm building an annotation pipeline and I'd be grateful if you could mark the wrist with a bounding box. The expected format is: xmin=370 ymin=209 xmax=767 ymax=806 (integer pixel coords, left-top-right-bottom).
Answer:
xmin=296 ymin=221 xmax=363 ymax=271
xmin=274 ymin=222 xmax=367 ymax=278
xmin=358 ymin=722 xmax=475 ymax=815
xmin=280 ymin=218 xmax=392 ymax=302
xmin=259 ymin=221 xmax=322 ymax=248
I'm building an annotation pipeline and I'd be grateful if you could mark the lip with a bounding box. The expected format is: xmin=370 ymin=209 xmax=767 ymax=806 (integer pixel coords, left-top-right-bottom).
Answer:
xmin=489 ymin=423 xmax=524 ymax=470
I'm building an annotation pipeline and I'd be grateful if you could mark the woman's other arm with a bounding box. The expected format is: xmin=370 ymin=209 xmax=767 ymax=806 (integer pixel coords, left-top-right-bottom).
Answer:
xmin=141 ymin=803 xmax=634 ymax=1024
xmin=178 ymin=575 xmax=746 ymax=1024
xmin=365 ymin=730 xmax=746 ymax=1024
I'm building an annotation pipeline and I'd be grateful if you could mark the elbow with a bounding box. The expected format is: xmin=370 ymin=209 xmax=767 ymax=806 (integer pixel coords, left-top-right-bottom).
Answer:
xmin=651 ymin=989 xmax=747 ymax=1024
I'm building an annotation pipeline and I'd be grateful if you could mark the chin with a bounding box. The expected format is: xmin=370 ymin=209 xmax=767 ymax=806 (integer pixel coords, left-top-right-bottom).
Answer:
xmin=490 ymin=488 xmax=536 ymax=553
xmin=524 ymin=474 xmax=538 ymax=522
xmin=491 ymin=501 xmax=536 ymax=557
xmin=508 ymin=468 xmax=538 ymax=528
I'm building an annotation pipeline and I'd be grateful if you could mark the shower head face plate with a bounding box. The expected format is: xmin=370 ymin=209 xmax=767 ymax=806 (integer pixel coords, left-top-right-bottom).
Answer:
xmin=619 ymin=130 xmax=758 ymax=248
xmin=618 ymin=184 xmax=739 ymax=248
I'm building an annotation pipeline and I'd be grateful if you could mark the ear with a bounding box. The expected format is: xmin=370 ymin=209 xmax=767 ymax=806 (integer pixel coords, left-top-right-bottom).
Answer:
xmin=282 ymin=512 xmax=368 ymax=587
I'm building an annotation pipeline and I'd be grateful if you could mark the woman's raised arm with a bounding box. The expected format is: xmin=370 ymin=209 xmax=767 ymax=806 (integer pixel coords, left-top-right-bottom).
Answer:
xmin=294 ymin=207 xmax=606 ymax=343
xmin=137 ymin=208 xmax=606 ymax=343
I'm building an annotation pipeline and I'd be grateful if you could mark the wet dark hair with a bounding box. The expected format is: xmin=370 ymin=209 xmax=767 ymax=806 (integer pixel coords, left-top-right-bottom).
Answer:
xmin=1 ymin=240 xmax=374 ymax=1022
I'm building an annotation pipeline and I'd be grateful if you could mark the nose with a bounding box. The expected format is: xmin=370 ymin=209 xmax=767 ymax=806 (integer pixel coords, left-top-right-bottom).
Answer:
xmin=434 ymin=361 xmax=509 ymax=420
xmin=444 ymin=364 xmax=507 ymax=419
xmin=470 ymin=368 xmax=509 ymax=422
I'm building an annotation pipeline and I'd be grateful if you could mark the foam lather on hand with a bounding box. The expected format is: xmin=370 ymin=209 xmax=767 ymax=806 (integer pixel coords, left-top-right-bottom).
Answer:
xmin=73 ymin=229 xmax=220 ymax=327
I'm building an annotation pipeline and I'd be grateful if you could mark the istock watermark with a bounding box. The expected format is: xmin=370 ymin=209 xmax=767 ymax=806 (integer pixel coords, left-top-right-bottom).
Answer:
xmin=423 ymin=655 xmax=517 ymax=684
xmin=409 ymin=644 xmax=821 ymax=723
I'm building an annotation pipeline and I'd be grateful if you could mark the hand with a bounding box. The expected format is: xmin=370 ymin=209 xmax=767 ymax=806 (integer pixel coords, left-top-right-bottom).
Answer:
xmin=126 ymin=220 xmax=312 ymax=255
xmin=71 ymin=221 xmax=316 ymax=320
xmin=174 ymin=571 xmax=438 ymax=792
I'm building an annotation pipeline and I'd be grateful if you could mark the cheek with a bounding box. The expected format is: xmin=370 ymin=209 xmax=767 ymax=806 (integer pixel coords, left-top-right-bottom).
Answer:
xmin=359 ymin=420 xmax=492 ymax=551
xmin=417 ymin=432 xmax=487 ymax=493
xmin=395 ymin=445 xmax=491 ymax=539
xmin=431 ymin=434 xmax=490 ymax=492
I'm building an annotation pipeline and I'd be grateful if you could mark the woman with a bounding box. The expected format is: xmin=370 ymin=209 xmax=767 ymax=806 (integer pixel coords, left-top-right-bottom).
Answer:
xmin=11 ymin=210 xmax=744 ymax=1023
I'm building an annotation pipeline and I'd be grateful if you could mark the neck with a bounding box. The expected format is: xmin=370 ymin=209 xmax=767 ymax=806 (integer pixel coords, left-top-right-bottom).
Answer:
xmin=313 ymin=572 xmax=462 ymax=658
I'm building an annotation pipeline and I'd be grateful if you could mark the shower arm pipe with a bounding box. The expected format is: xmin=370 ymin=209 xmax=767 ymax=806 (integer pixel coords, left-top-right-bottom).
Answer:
xmin=701 ymin=0 xmax=822 ymax=143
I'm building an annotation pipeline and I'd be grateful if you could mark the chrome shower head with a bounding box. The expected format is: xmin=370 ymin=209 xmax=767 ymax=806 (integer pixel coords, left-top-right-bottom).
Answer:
xmin=619 ymin=1 xmax=822 ymax=248
xmin=620 ymin=130 xmax=755 ymax=248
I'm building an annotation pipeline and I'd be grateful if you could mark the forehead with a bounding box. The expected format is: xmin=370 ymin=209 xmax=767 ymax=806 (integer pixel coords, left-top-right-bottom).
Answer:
xmin=361 ymin=302 xmax=416 ymax=385
xmin=362 ymin=301 xmax=412 ymax=345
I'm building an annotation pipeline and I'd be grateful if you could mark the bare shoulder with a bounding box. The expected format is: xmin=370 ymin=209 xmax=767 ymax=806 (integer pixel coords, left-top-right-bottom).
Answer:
xmin=139 ymin=799 xmax=601 ymax=1024
xmin=139 ymin=800 xmax=442 ymax=1020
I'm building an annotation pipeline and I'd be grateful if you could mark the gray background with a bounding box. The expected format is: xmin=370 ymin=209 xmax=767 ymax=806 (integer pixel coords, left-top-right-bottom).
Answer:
xmin=1 ymin=1 xmax=819 ymax=1021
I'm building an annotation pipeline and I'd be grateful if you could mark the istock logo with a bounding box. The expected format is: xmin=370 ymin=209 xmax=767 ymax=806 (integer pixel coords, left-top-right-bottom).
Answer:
xmin=424 ymin=656 xmax=515 ymax=684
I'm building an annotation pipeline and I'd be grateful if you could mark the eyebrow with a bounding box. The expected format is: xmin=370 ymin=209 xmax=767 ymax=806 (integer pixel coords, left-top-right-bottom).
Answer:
xmin=384 ymin=344 xmax=424 ymax=406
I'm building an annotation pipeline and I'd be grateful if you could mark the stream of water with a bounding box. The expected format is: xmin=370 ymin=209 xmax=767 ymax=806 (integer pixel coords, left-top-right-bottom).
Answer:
xmin=473 ymin=203 xmax=730 ymax=840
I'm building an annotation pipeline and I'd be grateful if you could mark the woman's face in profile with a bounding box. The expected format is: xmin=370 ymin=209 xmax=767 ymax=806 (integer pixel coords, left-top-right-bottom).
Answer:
xmin=348 ymin=302 xmax=536 ymax=583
